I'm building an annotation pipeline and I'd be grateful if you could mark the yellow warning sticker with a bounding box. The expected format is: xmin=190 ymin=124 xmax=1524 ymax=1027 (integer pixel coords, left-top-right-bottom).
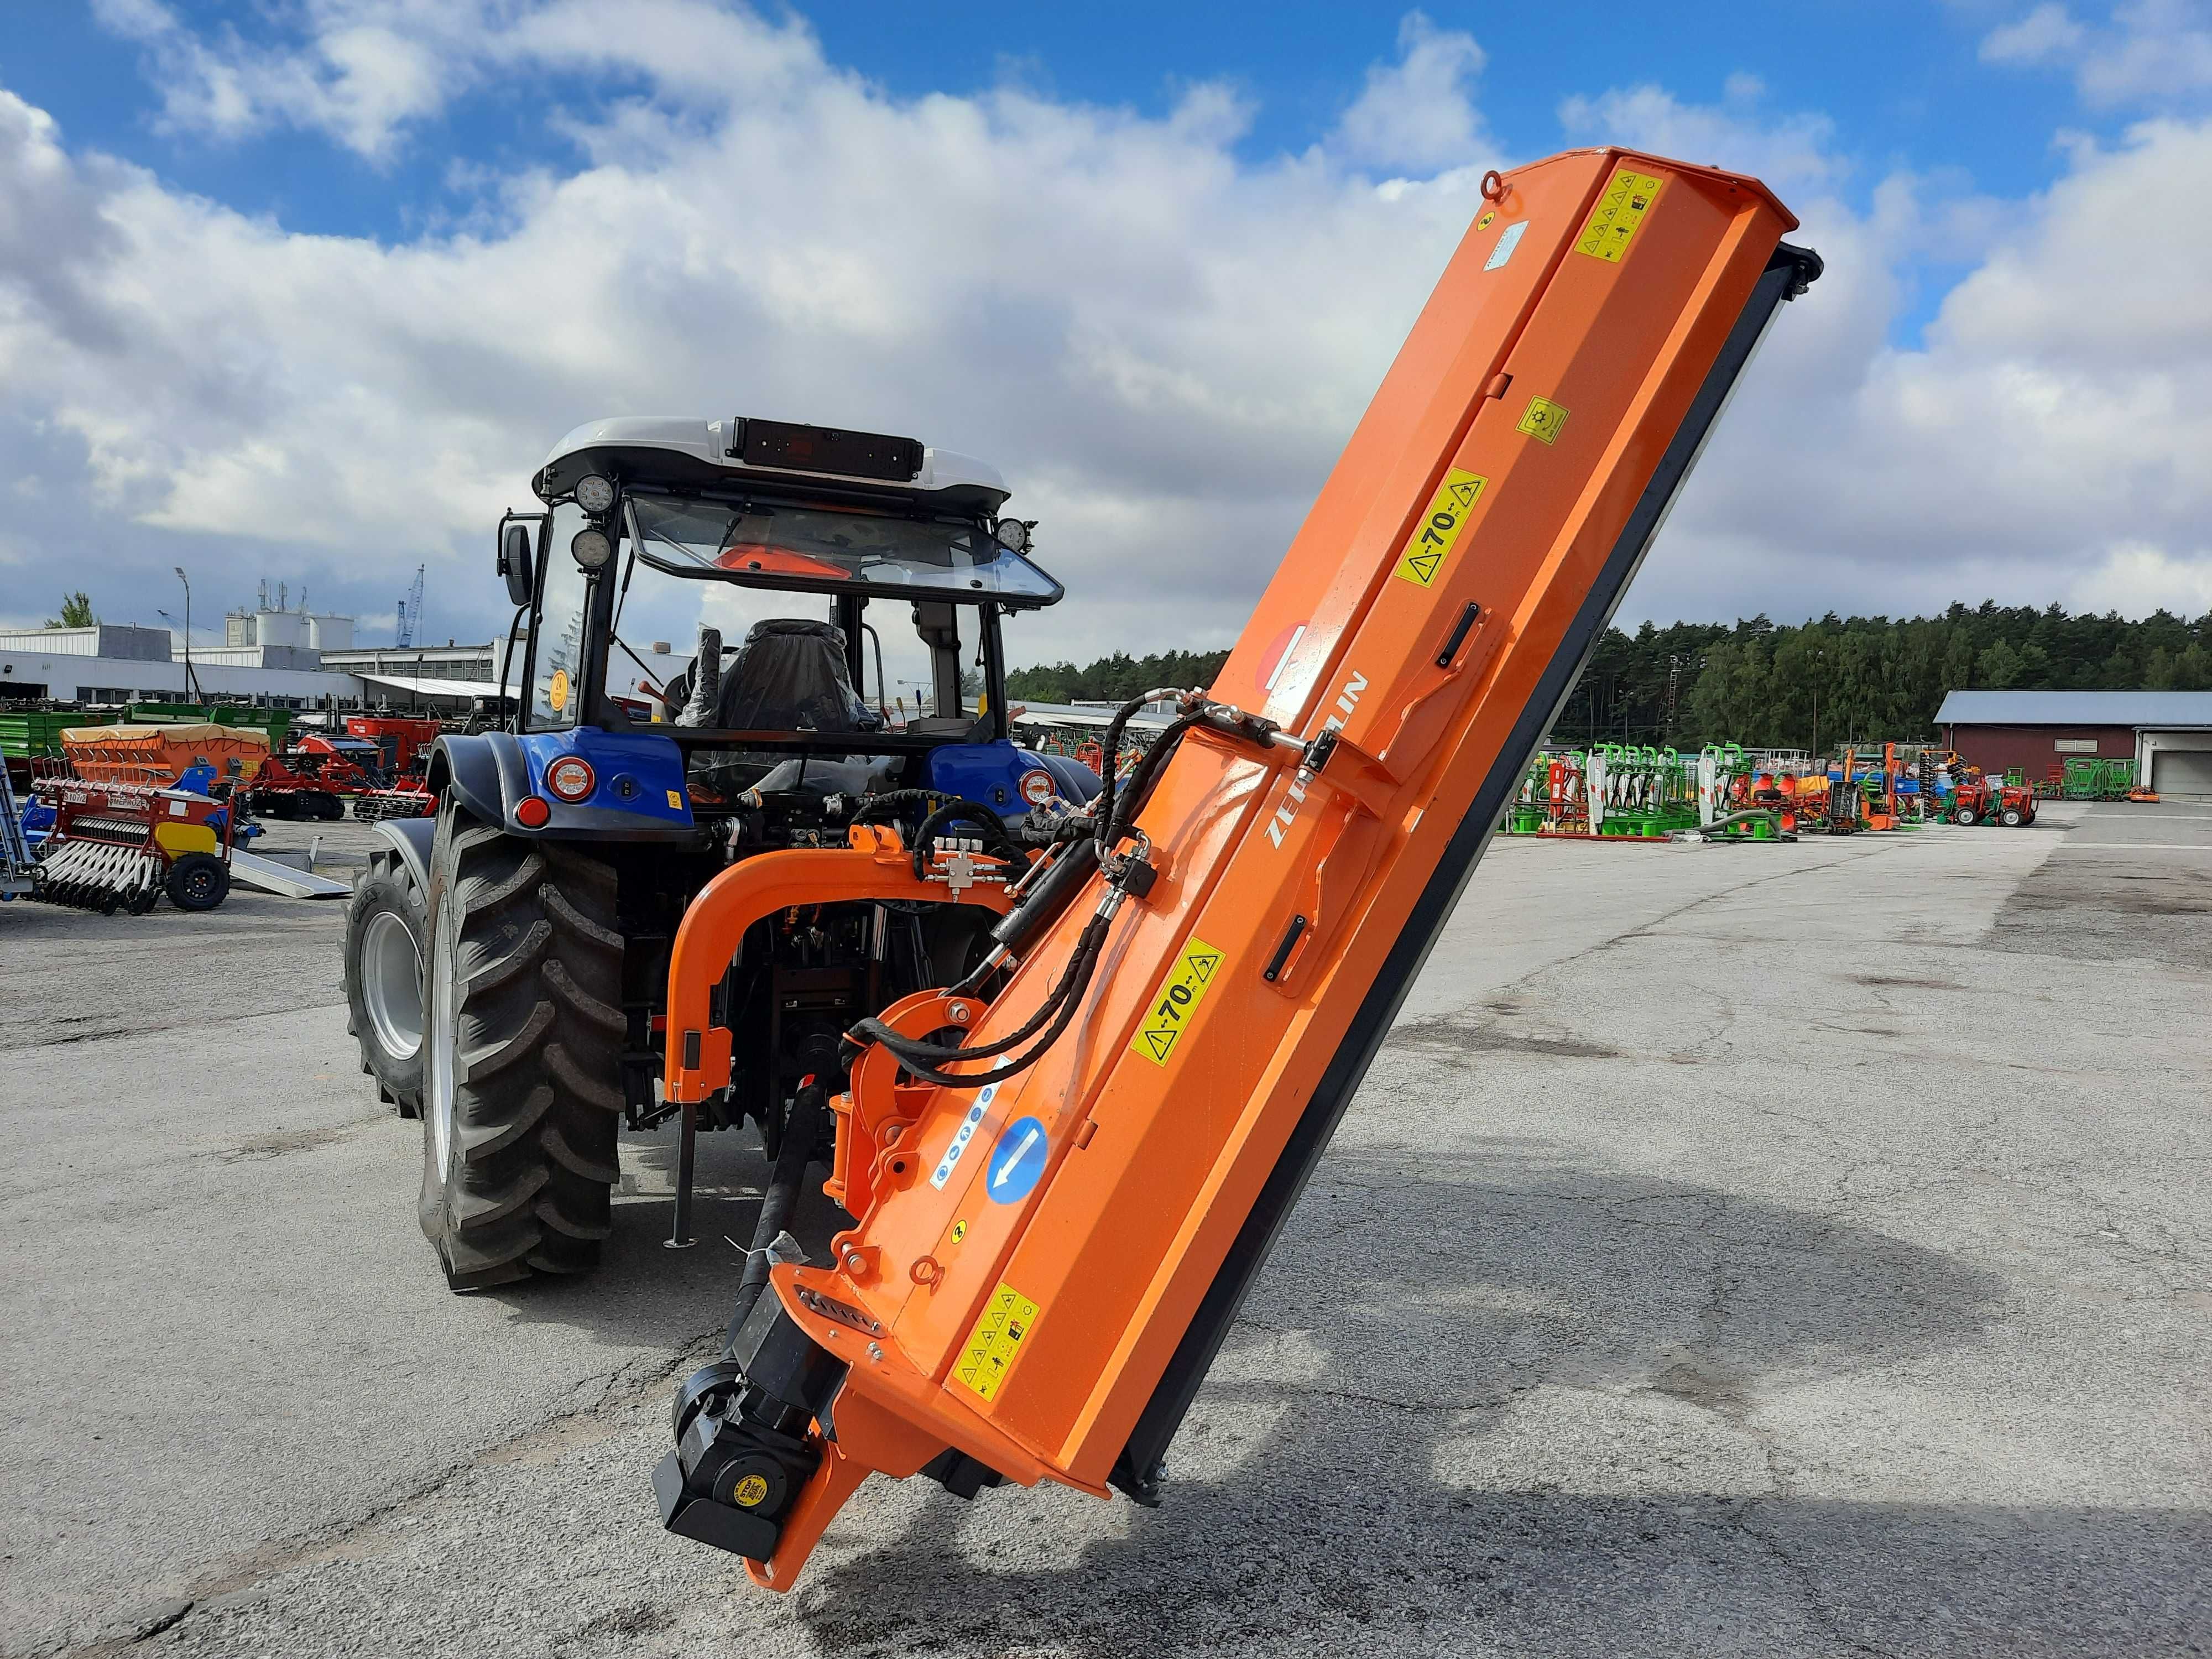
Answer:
xmin=1476 ymin=209 xmax=1498 ymax=231
xmin=954 ymin=1280 xmax=1039 ymax=1402
xmin=1394 ymin=468 xmax=1487 ymax=589
xmin=1130 ymin=935 xmax=1225 ymax=1066
xmin=731 ymin=1474 xmax=769 ymax=1507
xmin=1574 ymin=169 xmax=1663 ymax=263
xmin=950 ymin=1219 xmax=968 ymax=1244
xmin=666 ymin=789 xmax=684 ymax=811
xmin=546 ymin=667 xmax=570 ymax=713
xmin=1518 ymin=397 xmax=1570 ymax=446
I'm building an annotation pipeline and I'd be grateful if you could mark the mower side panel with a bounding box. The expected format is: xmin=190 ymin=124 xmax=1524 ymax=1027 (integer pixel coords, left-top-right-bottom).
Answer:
xmin=429 ymin=730 xmax=695 ymax=841
xmin=743 ymin=149 xmax=1808 ymax=1580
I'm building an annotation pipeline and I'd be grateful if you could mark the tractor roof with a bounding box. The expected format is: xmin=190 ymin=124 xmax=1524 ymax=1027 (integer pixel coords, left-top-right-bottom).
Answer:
xmin=534 ymin=417 xmax=1011 ymax=515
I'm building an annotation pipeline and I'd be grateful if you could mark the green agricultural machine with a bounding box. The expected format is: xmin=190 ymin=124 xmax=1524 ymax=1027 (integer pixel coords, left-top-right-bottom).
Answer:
xmin=2060 ymin=757 xmax=2136 ymax=800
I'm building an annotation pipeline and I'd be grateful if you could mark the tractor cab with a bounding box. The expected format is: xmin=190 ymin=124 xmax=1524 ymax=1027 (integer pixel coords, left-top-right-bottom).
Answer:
xmin=361 ymin=415 xmax=1105 ymax=1296
xmin=497 ymin=415 xmax=1092 ymax=841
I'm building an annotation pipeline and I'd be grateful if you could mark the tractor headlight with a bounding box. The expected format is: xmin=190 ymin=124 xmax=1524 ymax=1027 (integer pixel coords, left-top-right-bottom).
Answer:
xmin=574 ymin=474 xmax=615 ymax=514
xmin=571 ymin=528 xmax=613 ymax=570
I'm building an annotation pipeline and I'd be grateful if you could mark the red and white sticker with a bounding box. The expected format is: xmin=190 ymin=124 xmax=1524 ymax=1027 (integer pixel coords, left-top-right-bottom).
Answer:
xmin=1018 ymin=769 xmax=1058 ymax=807
xmin=1255 ymin=620 xmax=1309 ymax=698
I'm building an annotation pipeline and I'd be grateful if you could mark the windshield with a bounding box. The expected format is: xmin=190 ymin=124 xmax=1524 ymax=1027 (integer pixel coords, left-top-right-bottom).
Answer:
xmin=627 ymin=494 xmax=1061 ymax=606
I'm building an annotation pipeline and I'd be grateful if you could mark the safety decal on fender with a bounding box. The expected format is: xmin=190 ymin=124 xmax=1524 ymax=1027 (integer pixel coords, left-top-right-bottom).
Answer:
xmin=1518 ymin=397 xmax=1570 ymax=446
xmin=1130 ymin=935 xmax=1224 ymax=1066
xmin=1394 ymin=469 xmax=1487 ymax=588
xmin=1574 ymin=169 xmax=1663 ymax=263
xmin=954 ymin=1280 xmax=1040 ymax=1402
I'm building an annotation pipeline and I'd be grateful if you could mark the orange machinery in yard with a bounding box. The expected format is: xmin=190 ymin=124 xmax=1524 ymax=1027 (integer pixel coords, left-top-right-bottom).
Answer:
xmin=654 ymin=148 xmax=1822 ymax=1582
xmin=58 ymin=723 xmax=269 ymax=788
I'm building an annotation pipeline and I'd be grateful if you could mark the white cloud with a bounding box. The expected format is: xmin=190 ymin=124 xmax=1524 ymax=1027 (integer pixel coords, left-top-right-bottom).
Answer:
xmin=2068 ymin=541 xmax=2212 ymax=614
xmin=1980 ymin=0 xmax=2212 ymax=107
xmin=1333 ymin=12 xmax=1489 ymax=173
xmin=1981 ymin=3 xmax=2090 ymax=64
xmin=1623 ymin=111 xmax=2212 ymax=625
xmin=5 ymin=3 xmax=2211 ymax=656
xmin=1 ymin=10 xmax=1505 ymax=652
xmin=1558 ymin=76 xmax=1848 ymax=195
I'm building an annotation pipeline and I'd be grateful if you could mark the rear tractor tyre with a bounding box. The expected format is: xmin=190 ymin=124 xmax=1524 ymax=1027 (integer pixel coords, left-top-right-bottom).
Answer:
xmin=345 ymin=855 xmax=428 ymax=1118
xmin=418 ymin=802 xmax=625 ymax=1292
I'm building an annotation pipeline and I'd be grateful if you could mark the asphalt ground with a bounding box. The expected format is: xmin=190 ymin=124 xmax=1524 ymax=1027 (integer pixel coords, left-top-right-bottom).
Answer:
xmin=2 ymin=802 xmax=2207 ymax=1658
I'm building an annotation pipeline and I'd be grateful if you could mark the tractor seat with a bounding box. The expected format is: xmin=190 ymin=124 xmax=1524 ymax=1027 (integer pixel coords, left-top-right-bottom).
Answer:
xmin=716 ymin=619 xmax=881 ymax=734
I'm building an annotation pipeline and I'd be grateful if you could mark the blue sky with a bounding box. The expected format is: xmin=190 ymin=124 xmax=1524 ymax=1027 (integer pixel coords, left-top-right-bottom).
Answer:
xmin=3 ymin=1 xmax=2210 ymax=657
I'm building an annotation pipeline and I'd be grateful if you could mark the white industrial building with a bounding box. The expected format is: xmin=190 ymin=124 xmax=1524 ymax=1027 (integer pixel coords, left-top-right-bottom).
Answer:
xmin=1 ymin=622 xmax=371 ymax=706
xmin=3 ymin=612 xmax=669 ymax=719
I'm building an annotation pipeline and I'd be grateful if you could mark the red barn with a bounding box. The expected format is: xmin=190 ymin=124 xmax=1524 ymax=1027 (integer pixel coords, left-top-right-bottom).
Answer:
xmin=1936 ymin=691 xmax=2212 ymax=797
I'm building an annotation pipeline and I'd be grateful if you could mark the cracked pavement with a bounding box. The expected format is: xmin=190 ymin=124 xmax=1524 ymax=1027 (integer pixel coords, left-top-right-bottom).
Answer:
xmin=3 ymin=804 xmax=2207 ymax=1657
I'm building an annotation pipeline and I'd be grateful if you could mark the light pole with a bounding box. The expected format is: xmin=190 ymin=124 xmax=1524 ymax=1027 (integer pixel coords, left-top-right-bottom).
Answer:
xmin=174 ymin=566 xmax=200 ymax=702
xmin=1809 ymin=644 xmax=1825 ymax=764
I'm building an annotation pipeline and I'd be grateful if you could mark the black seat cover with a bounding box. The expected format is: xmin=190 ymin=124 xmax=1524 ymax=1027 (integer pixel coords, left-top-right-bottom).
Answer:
xmin=716 ymin=620 xmax=880 ymax=734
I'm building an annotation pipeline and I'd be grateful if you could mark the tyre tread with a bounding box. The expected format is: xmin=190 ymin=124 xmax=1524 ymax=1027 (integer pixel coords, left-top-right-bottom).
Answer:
xmin=420 ymin=808 xmax=625 ymax=1290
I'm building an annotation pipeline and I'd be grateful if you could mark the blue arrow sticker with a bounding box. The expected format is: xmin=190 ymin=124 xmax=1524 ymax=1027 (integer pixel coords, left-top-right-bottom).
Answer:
xmin=985 ymin=1115 xmax=1048 ymax=1206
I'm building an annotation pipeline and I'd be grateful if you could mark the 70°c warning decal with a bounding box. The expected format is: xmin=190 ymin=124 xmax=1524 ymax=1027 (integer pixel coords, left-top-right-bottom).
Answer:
xmin=1395 ymin=468 xmax=1488 ymax=589
xmin=1130 ymin=935 xmax=1225 ymax=1066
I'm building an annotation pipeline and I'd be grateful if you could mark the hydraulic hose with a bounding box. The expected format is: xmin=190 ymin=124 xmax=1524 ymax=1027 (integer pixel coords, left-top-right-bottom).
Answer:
xmin=1092 ymin=687 xmax=1190 ymax=857
xmin=1099 ymin=708 xmax=1207 ymax=853
xmin=722 ymin=1080 xmax=825 ymax=1354
xmin=907 ymin=795 xmax=1022 ymax=875
xmin=845 ymin=909 xmax=1117 ymax=1091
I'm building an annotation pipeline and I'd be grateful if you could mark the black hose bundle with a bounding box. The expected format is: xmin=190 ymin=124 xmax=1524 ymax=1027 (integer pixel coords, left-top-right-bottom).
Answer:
xmin=1090 ymin=687 xmax=1187 ymax=857
xmin=841 ymin=686 xmax=1214 ymax=1092
xmin=843 ymin=907 xmax=1117 ymax=1091
xmin=907 ymin=795 xmax=1022 ymax=876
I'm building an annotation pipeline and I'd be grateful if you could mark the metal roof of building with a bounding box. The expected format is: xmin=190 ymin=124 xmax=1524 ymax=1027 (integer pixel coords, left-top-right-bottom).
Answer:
xmin=356 ymin=672 xmax=517 ymax=701
xmin=1936 ymin=690 xmax=2212 ymax=727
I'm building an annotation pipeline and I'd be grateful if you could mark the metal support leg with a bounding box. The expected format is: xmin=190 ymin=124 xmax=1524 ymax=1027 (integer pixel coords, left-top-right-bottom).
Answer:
xmin=665 ymin=1097 xmax=699 ymax=1250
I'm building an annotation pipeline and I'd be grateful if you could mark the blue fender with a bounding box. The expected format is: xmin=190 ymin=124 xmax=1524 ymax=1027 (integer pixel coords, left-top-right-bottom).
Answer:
xmin=427 ymin=729 xmax=696 ymax=841
xmin=925 ymin=740 xmax=1100 ymax=811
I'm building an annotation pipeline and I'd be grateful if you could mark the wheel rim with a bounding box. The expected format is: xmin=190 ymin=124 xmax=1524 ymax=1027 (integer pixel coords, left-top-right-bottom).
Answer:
xmin=182 ymin=866 xmax=218 ymax=905
xmin=360 ymin=908 xmax=424 ymax=1061
xmin=427 ymin=888 xmax=459 ymax=1181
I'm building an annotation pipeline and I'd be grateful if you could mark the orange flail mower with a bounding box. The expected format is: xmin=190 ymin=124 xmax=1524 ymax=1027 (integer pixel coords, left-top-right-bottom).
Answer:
xmin=655 ymin=148 xmax=1821 ymax=1584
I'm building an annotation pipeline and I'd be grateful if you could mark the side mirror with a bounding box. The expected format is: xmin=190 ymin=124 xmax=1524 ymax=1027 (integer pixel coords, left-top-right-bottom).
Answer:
xmin=499 ymin=522 xmax=535 ymax=606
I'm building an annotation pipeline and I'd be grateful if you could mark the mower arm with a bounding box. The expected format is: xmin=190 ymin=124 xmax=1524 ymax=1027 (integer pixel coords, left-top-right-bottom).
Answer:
xmin=659 ymin=147 xmax=1820 ymax=1586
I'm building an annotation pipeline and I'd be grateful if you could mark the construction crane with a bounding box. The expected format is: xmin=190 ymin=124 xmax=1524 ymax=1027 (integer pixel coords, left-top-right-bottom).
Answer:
xmin=394 ymin=565 xmax=425 ymax=649
xmin=649 ymin=147 xmax=1823 ymax=1584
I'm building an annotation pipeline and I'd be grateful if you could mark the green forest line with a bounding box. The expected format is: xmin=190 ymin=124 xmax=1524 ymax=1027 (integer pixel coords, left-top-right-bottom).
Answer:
xmin=1007 ymin=603 xmax=2212 ymax=751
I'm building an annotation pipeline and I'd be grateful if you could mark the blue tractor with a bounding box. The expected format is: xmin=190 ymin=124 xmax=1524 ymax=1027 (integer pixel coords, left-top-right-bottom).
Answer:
xmin=342 ymin=416 xmax=1097 ymax=1290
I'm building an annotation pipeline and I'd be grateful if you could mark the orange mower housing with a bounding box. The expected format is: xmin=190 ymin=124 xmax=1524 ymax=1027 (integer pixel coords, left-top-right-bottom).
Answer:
xmin=655 ymin=147 xmax=1821 ymax=1585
